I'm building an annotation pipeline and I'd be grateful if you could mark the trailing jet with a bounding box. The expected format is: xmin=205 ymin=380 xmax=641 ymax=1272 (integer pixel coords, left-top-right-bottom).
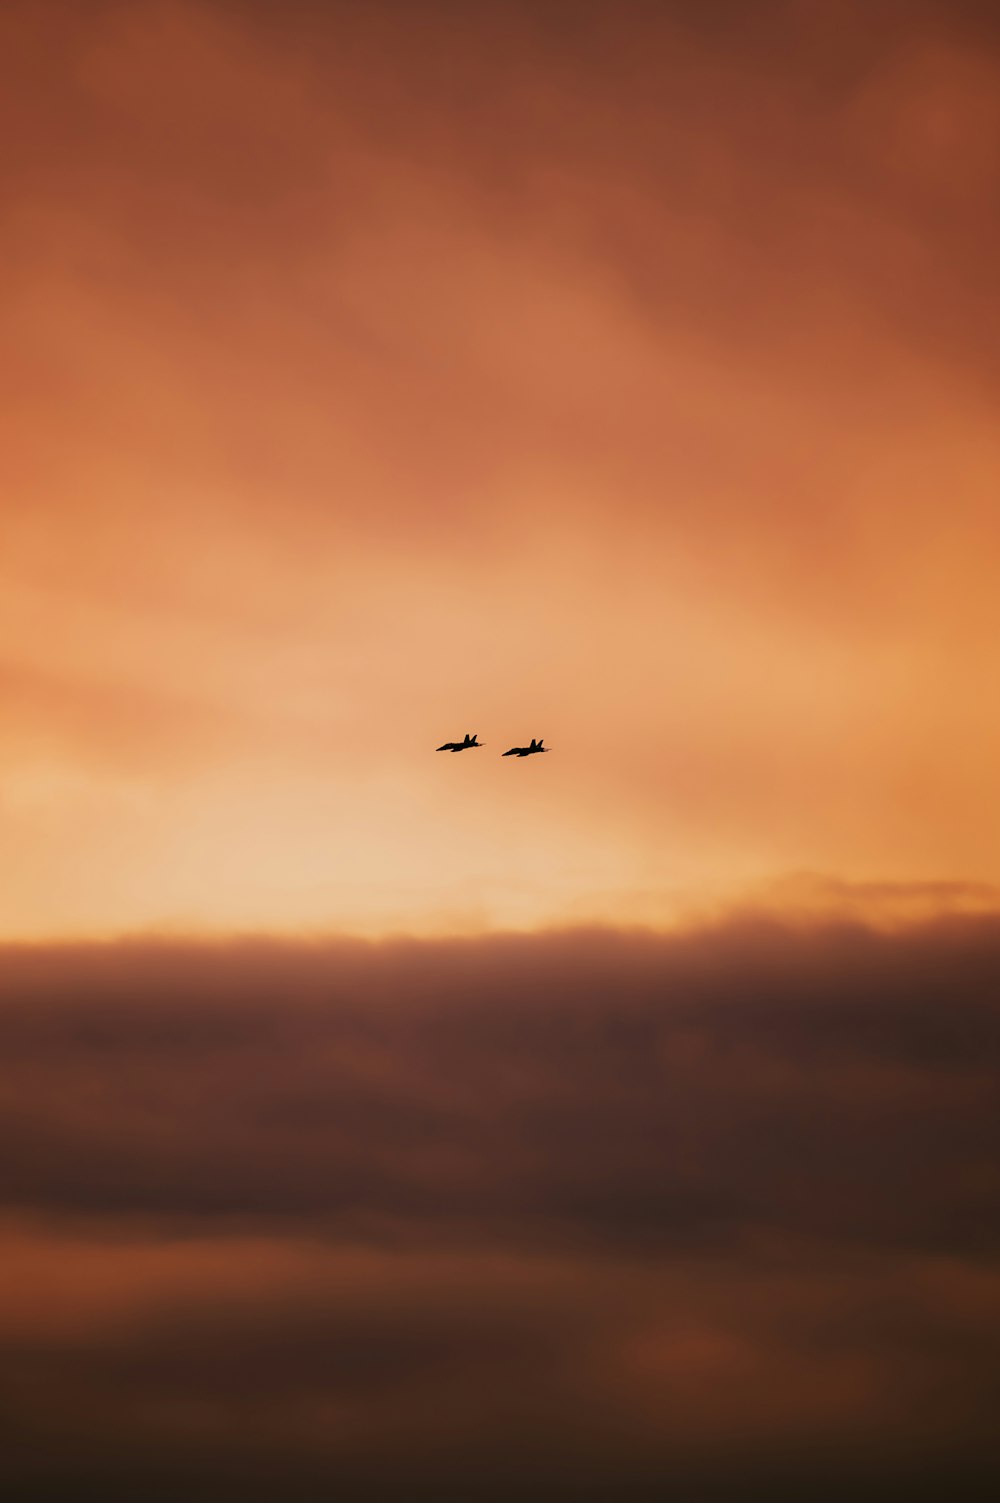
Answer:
xmin=502 ymin=737 xmax=548 ymax=758
xmin=436 ymin=733 xmax=482 ymax=752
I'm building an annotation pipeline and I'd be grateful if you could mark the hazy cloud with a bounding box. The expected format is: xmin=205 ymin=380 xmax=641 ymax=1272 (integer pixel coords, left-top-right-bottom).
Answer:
xmin=1 ymin=917 xmax=998 ymax=1496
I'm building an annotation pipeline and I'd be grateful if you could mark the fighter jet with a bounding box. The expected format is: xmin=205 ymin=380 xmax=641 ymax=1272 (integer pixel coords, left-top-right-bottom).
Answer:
xmin=502 ymin=737 xmax=548 ymax=758
xmin=436 ymin=733 xmax=482 ymax=752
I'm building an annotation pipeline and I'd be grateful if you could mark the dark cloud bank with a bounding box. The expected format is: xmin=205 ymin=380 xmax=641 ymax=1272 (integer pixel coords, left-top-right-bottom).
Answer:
xmin=1 ymin=917 xmax=999 ymax=1499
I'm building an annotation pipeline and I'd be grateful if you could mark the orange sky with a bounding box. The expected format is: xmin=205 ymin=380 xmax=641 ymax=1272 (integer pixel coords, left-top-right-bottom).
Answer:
xmin=3 ymin=0 xmax=1000 ymax=938
xmin=2 ymin=11 xmax=1000 ymax=1495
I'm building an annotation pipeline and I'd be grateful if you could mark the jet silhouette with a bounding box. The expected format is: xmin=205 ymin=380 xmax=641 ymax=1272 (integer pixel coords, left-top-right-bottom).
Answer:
xmin=502 ymin=737 xmax=548 ymax=758
xmin=436 ymin=732 xmax=482 ymax=752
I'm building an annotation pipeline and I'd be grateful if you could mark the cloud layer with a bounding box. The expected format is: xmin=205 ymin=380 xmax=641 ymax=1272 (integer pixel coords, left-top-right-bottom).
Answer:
xmin=2 ymin=918 xmax=998 ymax=1497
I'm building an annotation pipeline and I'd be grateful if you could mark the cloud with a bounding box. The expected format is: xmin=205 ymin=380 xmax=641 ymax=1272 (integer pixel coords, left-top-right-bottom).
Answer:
xmin=0 ymin=917 xmax=998 ymax=1495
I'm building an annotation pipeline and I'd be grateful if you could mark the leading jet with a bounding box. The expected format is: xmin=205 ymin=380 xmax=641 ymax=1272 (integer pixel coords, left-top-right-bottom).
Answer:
xmin=502 ymin=737 xmax=548 ymax=758
xmin=436 ymin=732 xmax=482 ymax=752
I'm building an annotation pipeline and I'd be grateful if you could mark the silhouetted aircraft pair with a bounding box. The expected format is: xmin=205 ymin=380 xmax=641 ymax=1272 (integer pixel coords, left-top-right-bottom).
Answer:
xmin=436 ymin=733 xmax=548 ymax=757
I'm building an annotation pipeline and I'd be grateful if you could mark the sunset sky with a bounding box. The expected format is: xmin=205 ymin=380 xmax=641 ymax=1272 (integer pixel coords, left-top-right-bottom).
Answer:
xmin=2 ymin=2 xmax=999 ymax=1498
xmin=4 ymin=0 xmax=1000 ymax=939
